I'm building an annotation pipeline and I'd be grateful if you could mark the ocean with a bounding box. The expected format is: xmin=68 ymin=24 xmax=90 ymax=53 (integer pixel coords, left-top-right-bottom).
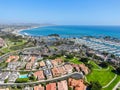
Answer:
xmin=20 ymin=25 xmax=120 ymax=38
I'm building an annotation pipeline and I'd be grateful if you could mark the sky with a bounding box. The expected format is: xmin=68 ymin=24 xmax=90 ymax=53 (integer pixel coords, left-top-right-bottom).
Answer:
xmin=0 ymin=0 xmax=120 ymax=25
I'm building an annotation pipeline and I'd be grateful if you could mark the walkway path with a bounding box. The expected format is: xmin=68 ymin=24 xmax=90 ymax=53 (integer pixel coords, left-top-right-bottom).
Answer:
xmin=94 ymin=67 xmax=109 ymax=71
xmin=113 ymin=81 xmax=120 ymax=90
xmin=102 ymin=74 xmax=117 ymax=88
xmin=86 ymin=61 xmax=117 ymax=89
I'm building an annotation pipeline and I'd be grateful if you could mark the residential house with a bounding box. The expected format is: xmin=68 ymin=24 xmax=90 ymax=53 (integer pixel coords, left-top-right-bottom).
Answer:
xmin=34 ymin=71 xmax=45 ymax=80
xmin=68 ymin=78 xmax=86 ymax=90
xmin=64 ymin=64 xmax=73 ymax=73
xmin=79 ymin=64 xmax=89 ymax=75
xmin=52 ymin=67 xmax=61 ymax=77
xmin=34 ymin=85 xmax=44 ymax=90
xmin=57 ymin=80 xmax=68 ymax=90
xmin=43 ymin=69 xmax=52 ymax=79
xmin=46 ymin=83 xmax=56 ymax=90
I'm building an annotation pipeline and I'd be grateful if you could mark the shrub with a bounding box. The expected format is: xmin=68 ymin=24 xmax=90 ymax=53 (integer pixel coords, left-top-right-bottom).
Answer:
xmin=15 ymin=78 xmax=29 ymax=83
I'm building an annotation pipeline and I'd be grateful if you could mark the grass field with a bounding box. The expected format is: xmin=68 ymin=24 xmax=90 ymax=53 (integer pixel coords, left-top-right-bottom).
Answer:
xmin=60 ymin=56 xmax=82 ymax=64
xmin=88 ymin=60 xmax=101 ymax=69
xmin=86 ymin=60 xmax=120 ymax=90
xmin=69 ymin=57 xmax=83 ymax=64
xmin=103 ymin=75 xmax=120 ymax=90
xmin=87 ymin=66 xmax=115 ymax=86
xmin=0 ymin=40 xmax=27 ymax=55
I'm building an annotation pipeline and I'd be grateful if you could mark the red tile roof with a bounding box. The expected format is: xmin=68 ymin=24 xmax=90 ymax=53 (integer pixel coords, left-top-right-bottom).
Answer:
xmin=57 ymin=66 xmax=67 ymax=75
xmin=79 ymin=64 xmax=89 ymax=75
xmin=39 ymin=61 xmax=45 ymax=67
xmin=46 ymin=83 xmax=56 ymax=90
xmin=58 ymin=80 xmax=68 ymax=90
xmin=68 ymin=78 xmax=86 ymax=90
xmin=34 ymin=85 xmax=44 ymax=90
xmin=34 ymin=71 xmax=45 ymax=80
xmin=6 ymin=56 xmax=19 ymax=63
xmin=52 ymin=67 xmax=61 ymax=77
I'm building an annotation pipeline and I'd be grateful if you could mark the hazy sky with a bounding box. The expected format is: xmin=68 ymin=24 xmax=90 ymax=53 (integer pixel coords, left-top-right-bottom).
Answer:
xmin=0 ymin=0 xmax=120 ymax=25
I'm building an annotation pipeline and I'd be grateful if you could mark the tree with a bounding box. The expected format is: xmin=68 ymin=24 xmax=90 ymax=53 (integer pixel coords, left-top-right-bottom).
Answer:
xmin=80 ymin=57 xmax=89 ymax=64
xmin=116 ymin=67 xmax=120 ymax=74
xmin=89 ymin=81 xmax=102 ymax=90
xmin=66 ymin=54 xmax=74 ymax=59
xmin=4 ymin=78 xmax=8 ymax=83
xmin=15 ymin=78 xmax=29 ymax=83
xmin=99 ymin=62 xmax=108 ymax=68
xmin=29 ymin=75 xmax=36 ymax=81
xmin=86 ymin=63 xmax=93 ymax=70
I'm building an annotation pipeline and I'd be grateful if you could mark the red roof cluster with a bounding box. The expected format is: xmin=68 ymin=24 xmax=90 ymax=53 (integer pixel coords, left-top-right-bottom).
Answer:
xmin=68 ymin=78 xmax=86 ymax=90
xmin=6 ymin=56 xmax=19 ymax=63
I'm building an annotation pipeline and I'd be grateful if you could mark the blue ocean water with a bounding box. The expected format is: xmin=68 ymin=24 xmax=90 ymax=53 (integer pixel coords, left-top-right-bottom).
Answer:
xmin=20 ymin=25 xmax=120 ymax=38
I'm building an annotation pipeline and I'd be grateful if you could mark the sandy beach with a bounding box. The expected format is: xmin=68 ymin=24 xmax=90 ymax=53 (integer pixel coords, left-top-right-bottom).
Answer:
xmin=12 ymin=26 xmax=40 ymax=36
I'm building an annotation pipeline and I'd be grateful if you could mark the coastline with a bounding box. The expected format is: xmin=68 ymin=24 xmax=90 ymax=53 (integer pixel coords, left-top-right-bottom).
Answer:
xmin=11 ymin=26 xmax=40 ymax=36
xmin=12 ymin=25 xmax=56 ymax=36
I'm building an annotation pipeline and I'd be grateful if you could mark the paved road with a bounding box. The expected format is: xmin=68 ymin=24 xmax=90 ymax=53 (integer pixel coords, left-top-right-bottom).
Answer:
xmin=0 ymin=72 xmax=84 ymax=86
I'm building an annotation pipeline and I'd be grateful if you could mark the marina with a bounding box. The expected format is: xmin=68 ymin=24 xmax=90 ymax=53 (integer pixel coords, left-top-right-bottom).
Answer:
xmin=75 ymin=37 xmax=120 ymax=57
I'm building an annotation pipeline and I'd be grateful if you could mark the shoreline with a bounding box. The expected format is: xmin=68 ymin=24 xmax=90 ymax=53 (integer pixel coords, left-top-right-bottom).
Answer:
xmin=12 ymin=25 xmax=55 ymax=36
xmin=12 ymin=26 xmax=41 ymax=36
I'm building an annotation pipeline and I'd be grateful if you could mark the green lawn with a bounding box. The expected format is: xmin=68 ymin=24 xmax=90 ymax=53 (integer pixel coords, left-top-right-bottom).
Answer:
xmin=0 ymin=40 xmax=27 ymax=55
xmin=103 ymin=75 xmax=120 ymax=90
xmin=86 ymin=60 xmax=120 ymax=90
xmin=89 ymin=61 xmax=101 ymax=69
xmin=60 ymin=56 xmax=82 ymax=64
xmin=69 ymin=57 xmax=83 ymax=64
xmin=87 ymin=66 xmax=115 ymax=86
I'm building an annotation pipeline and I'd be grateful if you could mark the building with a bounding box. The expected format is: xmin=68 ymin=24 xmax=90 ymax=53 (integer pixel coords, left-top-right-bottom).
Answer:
xmin=55 ymin=58 xmax=63 ymax=64
xmin=43 ymin=69 xmax=52 ymax=79
xmin=57 ymin=66 xmax=67 ymax=75
xmin=79 ymin=64 xmax=89 ymax=75
xmin=30 ymin=56 xmax=36 ymax=63
xmin=34 ymin=71 xmax=45 ymax=80
xmin=57 ymin=80 xmax=68 ymax=90
xmin=24 ymin=86 xmax=33 ymax=90
xmin=39 ymin=61 xmax=46 ymax=68
xmin=26 ymin=62 xmax=33 ymax=70
xmin=7 ymin=62 xmax=21 ymax=70
xmin=52 ymin=67 xmax=61 ymax=77
xmin=6 ymin=56 xmax=19 ymax=63
xmin=8 ymin=72 xmax=20 ymax=83
xmin=34 ymin=85 xmax=44 ymax=90
xmin=72 ymin=64 xmax=80 ymax=72
xmin=46 ymin=83 xmax=56 ymax=90
xmin=0 ymin=88 xmax=9 ymax=90
xmin=51 ymin=60 xmax=58 ymax=66
xmin=68 ymin=78 xmax=86 ymax=90
xmin=64 ymin=64 xmax=73 ymax=73
xmin=0 ymin=72 xmax=11 ymax=83
xmin=45 ymin=60 xmax=53 ymax=68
